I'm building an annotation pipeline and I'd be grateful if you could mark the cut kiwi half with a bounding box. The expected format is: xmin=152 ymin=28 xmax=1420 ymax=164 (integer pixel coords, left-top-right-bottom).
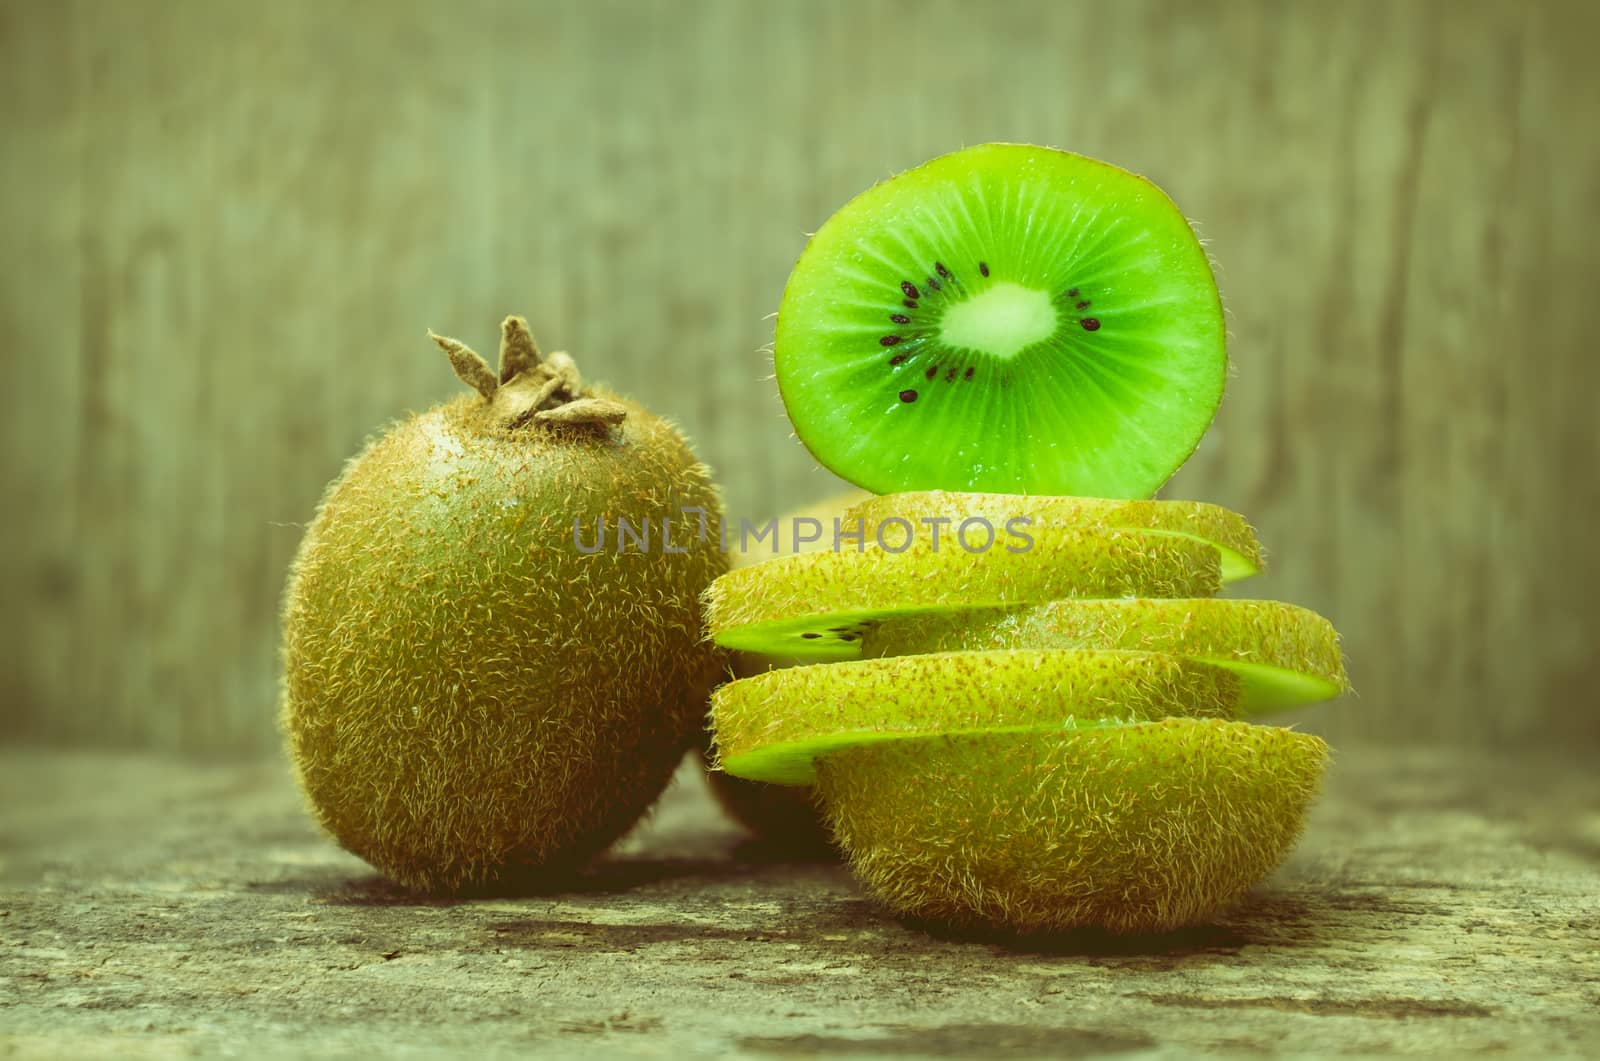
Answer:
xmin=815 ymin=719 xmax=1328 ymax=934
xmin=775 ymin=143 xmax=1226 ymax=498
xmin=862 ymin=598 xmax=1347 ymax=713
xmin=845 ymin=491 xmax=1263 ymax=582
xmin=705 ymin=529 xmax=1220 ymax=660
xmin=712 ymin=649 xmax=1239 ymax=785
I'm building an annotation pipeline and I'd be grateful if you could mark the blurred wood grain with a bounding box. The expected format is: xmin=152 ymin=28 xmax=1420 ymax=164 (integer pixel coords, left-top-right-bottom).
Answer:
xmin=2 ymin=0 xmax=1596 ymax=753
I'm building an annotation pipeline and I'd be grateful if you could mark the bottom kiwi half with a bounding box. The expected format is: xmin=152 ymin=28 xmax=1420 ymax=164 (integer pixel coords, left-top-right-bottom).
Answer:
xmin=815 ymin=718 xmax=1328 ymax=935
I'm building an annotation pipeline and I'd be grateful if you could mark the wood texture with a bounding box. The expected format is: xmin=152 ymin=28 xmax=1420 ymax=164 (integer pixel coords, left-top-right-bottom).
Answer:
xmin=2 ymin=747 xmax=1597 ymax=1056
xmin=1 ymin=0 xmax=1597 ymax=752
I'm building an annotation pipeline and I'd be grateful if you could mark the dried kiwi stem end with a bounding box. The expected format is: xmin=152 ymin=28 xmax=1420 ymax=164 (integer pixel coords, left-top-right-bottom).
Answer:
xmin=428 ymin=319 xmax=627 ymax=431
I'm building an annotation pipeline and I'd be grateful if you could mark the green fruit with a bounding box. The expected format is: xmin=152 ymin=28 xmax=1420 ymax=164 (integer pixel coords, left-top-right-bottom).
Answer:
xmin=713 ymin=649 xmax=1239 ymax=785
xmin=705 ymin=528 xmax=1221 ymax=660
xmin=726 ymin=144 xmax=1342 ymax=938
xmin=281 ymin=318 xmax=727 ymax=894
xmin=703 ymin=490 xmax=1278 ymax=853
xmin=862 ymin=597 xmax=1347 ymax=712
xmin=816 ymin=719 xmax=1328 ymax=934
xmin=774 ymin=143 xmax=1226 ymax=498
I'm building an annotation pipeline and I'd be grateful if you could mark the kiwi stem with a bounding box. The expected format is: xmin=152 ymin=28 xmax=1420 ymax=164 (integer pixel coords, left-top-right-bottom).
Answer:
xmin=545 ymin=351 xmax=581 ymax=394
xmin=430 ymin=321 xmax=626 ymax=431
xmin=429 ymin=330 xmax=499 ymax=400
xmin=492 ymin=367 xmax=626 ymax=430
xmin=524 ymin=374 xmax=564 ymax=410
xmin=534 ymin=396 xmax=629 ymax=426
xmin=498 ymin=315 xmax=541 ymax=383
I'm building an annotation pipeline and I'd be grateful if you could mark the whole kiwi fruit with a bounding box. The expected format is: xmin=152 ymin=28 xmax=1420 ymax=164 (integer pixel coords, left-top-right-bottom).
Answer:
xmin=702 ymin=488 xmax=867 ymax=853
xmin=281 ymin=317 xmax=727 ymax=894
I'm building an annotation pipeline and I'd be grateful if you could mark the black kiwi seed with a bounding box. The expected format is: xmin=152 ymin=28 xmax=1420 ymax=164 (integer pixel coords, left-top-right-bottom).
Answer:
xmin=1067 ymin=287 xmax=1079 ymax=297
xmin=880 ymin=335 xmax=903 ymax=346
xmin=890 ymin=313 xmax=910 ymax=324
xmin=1076 ymin=300 xmax=1091 ymax=310
xmin=944 ymin=366 xmax=959 ymax=382
xmin=926 ymin=276 xmax=940 ymax=291
xmin=963 ymin=366 xmax=975 ymax=380
xmin=936 ymin=262 xmax=951 ymax=279
xmin=1081 ymin=318 xmax=1101 ymax=331
xmin=838 ymin=633 xmax=858 ymax=642
xmin=903 ymin=299 xmax=918 ymax=309
xmin=901 ymin=281 xmax=920 ymax=299
xmin=889 ymin=353 xmax=908 ymax=366
xmin=898 ymin=389 xmax=918 ymax=403
xmin=827 ymin=627 xmax=848 ymax=633
xmin=801 ymin=632 xmax=821 ymax=639
xmin=979 ymin=261 xmax=990 ymax=277
xmin=924 ymin=365 xmax=938 ymax=380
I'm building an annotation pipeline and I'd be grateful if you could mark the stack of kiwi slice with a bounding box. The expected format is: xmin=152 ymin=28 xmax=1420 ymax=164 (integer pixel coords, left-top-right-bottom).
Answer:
xmin=705 ymin=144 xmax=1348 ymax=935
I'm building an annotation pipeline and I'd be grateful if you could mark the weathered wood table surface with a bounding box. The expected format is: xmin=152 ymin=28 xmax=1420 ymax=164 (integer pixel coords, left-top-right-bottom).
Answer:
xmin=2 ymin=744 xmax=1596 ymax=1058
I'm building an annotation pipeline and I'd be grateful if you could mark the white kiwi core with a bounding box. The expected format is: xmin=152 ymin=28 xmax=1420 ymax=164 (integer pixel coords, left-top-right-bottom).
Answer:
xmin=938 ymin=282 xmax=1057 ymax=359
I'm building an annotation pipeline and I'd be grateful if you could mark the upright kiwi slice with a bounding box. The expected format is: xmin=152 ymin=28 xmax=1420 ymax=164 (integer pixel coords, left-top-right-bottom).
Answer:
xmin=775 ymin=143 xmax=1226 ymax=498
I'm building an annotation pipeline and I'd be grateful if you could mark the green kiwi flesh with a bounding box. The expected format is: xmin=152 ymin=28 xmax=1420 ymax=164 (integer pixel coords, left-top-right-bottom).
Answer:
xmin=775 ymin=143 xmax=1226 ymax=498
xmin=862 ymin=598 xmax=1347 ymax=713
xmin=713 ymin=649 xmax=1239 ymax=785
xmin=816 ymin=719 xmax=1328 ymax=934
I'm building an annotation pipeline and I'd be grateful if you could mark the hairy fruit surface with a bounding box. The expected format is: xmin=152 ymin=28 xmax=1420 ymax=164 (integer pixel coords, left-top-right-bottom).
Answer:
xmin=282 ymin=318 xmax=726 ymax=893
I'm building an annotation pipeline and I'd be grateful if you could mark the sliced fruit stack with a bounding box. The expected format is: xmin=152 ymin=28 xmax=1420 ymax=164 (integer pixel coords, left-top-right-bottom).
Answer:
xmin=705 ymin=142 xmax=1349 ymax=935
xmin=707 ymin=493 xmax=1345 ymax=934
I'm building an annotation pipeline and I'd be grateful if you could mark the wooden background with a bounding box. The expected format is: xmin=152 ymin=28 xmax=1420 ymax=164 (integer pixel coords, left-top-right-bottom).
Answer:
xmin=2 ymin=0 xmax=1596 ymax=754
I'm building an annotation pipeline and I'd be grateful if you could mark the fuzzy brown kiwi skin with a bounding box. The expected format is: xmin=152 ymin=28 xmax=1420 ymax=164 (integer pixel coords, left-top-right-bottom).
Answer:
xmin=281 ymin=321 xmax=728 ymax=895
